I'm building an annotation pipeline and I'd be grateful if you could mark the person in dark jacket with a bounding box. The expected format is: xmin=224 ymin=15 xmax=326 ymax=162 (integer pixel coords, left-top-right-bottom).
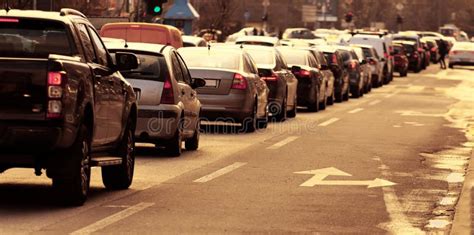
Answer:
xmin=438 ymin=40 xmax=449 ymax=69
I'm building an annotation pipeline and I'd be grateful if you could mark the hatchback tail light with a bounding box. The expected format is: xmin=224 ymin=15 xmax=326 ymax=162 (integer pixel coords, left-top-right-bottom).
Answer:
xmin=294 ymin=69 xmax=311 ymax=78
xmin=260 ymin=73 xmax=278 ymax=82
xmin=232 ymin=73 xmax=248 ymax=90
xmin=332 ymin=54 xmax=338 ymax=64
xmin=46 ymin=71 xmax=66 ymax=119
xmin=161 ymin=75 xmax=175 ymax=104
xmin=348 ymin=61 xmax=357 ymax=70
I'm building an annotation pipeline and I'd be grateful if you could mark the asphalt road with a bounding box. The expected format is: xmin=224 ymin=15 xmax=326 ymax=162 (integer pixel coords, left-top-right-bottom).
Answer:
xmin=1 ymin=65 xmax=474 ymax=234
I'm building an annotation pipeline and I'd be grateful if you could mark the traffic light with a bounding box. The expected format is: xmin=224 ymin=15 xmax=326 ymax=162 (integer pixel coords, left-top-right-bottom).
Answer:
xmin=146 ymin=0 xmax=168 ymax=16
xmin=345 ymin=12 xmax=353 ymax=23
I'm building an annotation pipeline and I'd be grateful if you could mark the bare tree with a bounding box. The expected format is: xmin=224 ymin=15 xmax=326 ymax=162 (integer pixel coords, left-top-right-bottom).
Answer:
xmin=193 ymin=0 xmax=239 ymax=36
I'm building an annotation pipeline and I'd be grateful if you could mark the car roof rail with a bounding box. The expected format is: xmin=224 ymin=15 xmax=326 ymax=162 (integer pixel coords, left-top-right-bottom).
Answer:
xmin=60 ymin=8 xmax=87 ymax=19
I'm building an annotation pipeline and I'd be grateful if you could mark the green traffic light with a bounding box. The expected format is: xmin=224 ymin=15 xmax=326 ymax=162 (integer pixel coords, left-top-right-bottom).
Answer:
xmin=154 ymin=6 xmax=162 ymax=13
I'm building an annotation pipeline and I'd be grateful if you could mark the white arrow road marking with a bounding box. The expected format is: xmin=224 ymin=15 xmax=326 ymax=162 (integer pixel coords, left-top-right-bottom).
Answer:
xmin=318 ymin=118 xmax=340 ymax=127
xmin=267 ymin=136 xmax=299 ymax=150
xmin=294 ymin=167 xmax=396 ymax=188
xmin=194 ymin=162 xmax=247 ymax=183
xmin=348 ymin=108 xmax=364 ymax=114
xmin=70 ymin=202 xmax=154 ymax=235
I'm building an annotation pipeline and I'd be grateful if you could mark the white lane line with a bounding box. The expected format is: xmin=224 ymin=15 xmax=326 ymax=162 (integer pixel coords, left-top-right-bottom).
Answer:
xmin=267 ymin=136 xmax=299 ymax=150
xmin=369 ymin=100 xmax=381 ymax=106
xmin=318 ymin=118 xmax=340 ymax=127
xmin=70 ymin=202 xmax=154 ymax=235
xmin=194 ymin=162 xmax=247 ymax=183
xmin=348 ymin=108 xmax=364 ymax=114
xmin=384 ymin=91 xmax=400 ymax=98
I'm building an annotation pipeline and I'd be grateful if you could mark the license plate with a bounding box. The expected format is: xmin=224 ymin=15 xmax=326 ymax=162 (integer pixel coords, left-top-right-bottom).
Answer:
xmin=204 ymin=79 xmax=218 ymax=88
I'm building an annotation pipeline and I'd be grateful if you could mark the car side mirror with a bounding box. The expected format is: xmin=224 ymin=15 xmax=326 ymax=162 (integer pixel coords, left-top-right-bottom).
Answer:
xmin=192 ymin=78 xmax=206 ymax=89
xmin=115 ymin=52 xmax=139 ymax=71
xmin=291 ymin=65 xmax=302 ymax=73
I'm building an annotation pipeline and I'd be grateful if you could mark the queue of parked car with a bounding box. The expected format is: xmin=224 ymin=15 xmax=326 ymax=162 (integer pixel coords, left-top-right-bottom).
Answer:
xmin=0 ymin=8 xmax=470 ymax=206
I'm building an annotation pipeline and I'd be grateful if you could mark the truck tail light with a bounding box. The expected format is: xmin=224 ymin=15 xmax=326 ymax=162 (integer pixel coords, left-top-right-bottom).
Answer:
xmin=161 ymin=75 xmax=175 ymax=104
xmin=46 ymin=71 xmax=66 ymax=119
xmin=232 ymin=73 xmax=248 ymax=90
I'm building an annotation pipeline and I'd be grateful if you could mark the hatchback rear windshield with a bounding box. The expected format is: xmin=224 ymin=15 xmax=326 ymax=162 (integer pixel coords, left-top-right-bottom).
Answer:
xmin=280 ymin=51 xmax=308 ymax=65
xmin=0 ymin=18 xmax=73 ymax=58
xmin=111 ymin=52 xmax=168 ymax=82
xmin=245 ymin=50 xmax=275 ymax=66
xmin=402 ymin=44 xmax=415 ymax=53
xmin=180 ymin=50 xmax=241 ymax=70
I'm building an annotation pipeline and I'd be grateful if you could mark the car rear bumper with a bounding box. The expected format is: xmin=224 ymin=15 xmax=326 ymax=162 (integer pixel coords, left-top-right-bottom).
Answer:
xmin=0 ymin=121 xmax=75 ymax=154
xmin=198 ymin=93 xmax=254 ymax=122
xmin=135 ymin=105 xmax=181 ymax=142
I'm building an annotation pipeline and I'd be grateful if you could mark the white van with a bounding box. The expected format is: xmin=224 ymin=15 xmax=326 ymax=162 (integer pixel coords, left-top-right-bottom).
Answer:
xmin=349 ymin=35 xmax=392 ymax=84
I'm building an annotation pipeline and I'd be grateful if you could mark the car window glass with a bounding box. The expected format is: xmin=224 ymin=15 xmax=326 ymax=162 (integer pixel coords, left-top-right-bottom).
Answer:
xmin=170 ymin=53 xmax=184 ymax=82
xmin=0 ymin=18 xmax=73 ymax=58
xmin=87 ymin=26 xmax=108 ymax=66
xmin=247 ymin=55 xmax=259 ymax=74
xmin=177 ymin=53 xmax=192 ymax=84
xmin=276 ymin=52 xmax=288 ymax=69
xmin=311 ymin=55 xmax=319 ymax=68
xmin=77 ymin=24 xmax=96 ymax=63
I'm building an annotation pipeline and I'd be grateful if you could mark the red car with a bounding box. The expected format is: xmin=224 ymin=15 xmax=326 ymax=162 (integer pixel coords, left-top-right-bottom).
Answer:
xmin=392 ymin=43 xmax=409 ymax=77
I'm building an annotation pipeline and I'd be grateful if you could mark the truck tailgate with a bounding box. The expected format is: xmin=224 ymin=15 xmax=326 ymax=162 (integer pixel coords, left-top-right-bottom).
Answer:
xmin=0 ymin=58 xmax=48 ymax=120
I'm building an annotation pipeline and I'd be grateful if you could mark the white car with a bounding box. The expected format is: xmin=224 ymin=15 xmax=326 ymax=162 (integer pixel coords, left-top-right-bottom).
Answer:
xmin=349 ymin=35 xmax=392 ymax=84
xmin=449 ymin=42 xmax=474 ymax=68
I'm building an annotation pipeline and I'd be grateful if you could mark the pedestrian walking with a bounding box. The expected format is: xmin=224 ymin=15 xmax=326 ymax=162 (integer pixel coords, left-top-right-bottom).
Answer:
xmin=438 ymin=40 xmax=449 ymax=69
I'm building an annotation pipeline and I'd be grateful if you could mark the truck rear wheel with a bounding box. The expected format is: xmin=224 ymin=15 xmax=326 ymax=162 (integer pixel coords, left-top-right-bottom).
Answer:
xmin=53 ymin=124 xmax=91 ymax=206
xmin=102 ymin=122 xmax=135 ymax=190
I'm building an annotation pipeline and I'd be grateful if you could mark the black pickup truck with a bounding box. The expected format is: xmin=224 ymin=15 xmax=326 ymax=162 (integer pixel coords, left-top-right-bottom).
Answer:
xmin=0 ymin=9 xmax=139 ymax=205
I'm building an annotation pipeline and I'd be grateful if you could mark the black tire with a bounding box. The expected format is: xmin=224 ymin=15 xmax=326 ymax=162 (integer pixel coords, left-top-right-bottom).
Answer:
xmin=327 ymin=91 xmax=335 ymax=105
xmin=400 ymin=70 xmax=408 ymax=77
xmin=242 ymin=104 xmax=257 ymax=132
xmin=352 ymin=87 xmax=361 ymax=98
xmin=275 ymin=98 xmax=287 ymax=122
xmin=308 ymin=88 xmax=320 ymax=112
xmin=319 ymin=95 xmax=327 ymax=110
xmin=165 ymin=120 xmax=183 ymax=156
xmin=102 ymin=123 xmax=135 ymax=190
xmin=185 ymin=121 xmax=200 ymax=151
xmin=53 ymin=124 xmax=91 ymax=206
xmin=257 ymin=116 xmax=268 ymax=129
xmin=343 ymin=87 xmax=350 ymax=101
xmin=287 ymin=98 xmax=297 ymax=118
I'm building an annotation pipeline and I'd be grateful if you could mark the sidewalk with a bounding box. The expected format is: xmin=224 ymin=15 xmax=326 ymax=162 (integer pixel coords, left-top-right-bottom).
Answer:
xmin=451 ymin=149 xmax=474 ymax=234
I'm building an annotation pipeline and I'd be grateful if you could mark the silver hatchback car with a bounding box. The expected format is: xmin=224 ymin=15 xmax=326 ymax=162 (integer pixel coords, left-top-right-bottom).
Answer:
xmin=106 ymin=42 xmax=205 ymax=156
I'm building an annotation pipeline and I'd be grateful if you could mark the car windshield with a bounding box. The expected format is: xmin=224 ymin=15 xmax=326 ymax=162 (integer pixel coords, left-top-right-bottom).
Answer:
xmin=110 ymin=52 xmax=168 ymax=82
xmin=180 ymin=50 xmax=241 ymax=70
xmin=0 ymin=18 xmax=72 ymax=58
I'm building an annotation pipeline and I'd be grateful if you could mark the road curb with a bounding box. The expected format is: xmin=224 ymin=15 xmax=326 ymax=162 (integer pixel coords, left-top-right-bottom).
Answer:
xmin=450 ymin=147 xmax=474 ymax=234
